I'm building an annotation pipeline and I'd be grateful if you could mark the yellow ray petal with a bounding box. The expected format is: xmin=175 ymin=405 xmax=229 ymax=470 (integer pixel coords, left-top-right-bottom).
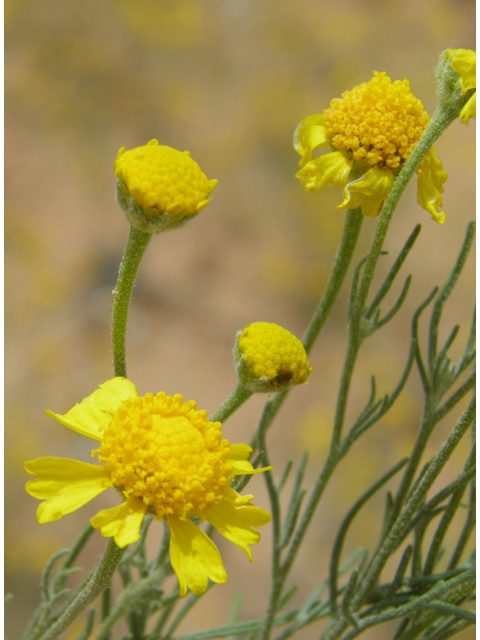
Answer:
xmin=449 ymin=49 xmax=476 ymax=93
xmin=46 ymin=377 xmax=139 ymax=441
xmin=24 ymin=457 xmax=111 ymax=523
xmin=294 ymin=114 xmax=329 ymax=167
xmin=460 ymin=92 xmax=476 ymax=124
xmin=416 ymin=150 xmax=447 ymax=224
xmin=229 ymin=443 xmax=252 ymax=460
xmin=296 ymin=151 xmax=352 ymax=194
xmin=228 ymin=444 xmax=272 ymax=475
xmin=206 ymin=498 xmax=271 ymax=562
xmin=339 ymin=166 xmax=394 ymax=217
xmin=230 ymin=459 xmax=273 ymax=475
xmin=90 ymin=495 xmax=147 ymax=548
xmin=167 ymin=515 xmax=228 ymax=597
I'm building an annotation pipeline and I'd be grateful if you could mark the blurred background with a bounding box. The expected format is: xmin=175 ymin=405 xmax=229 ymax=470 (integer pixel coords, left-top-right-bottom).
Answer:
xmin=5 ymin=1 xmax=475 ymax=638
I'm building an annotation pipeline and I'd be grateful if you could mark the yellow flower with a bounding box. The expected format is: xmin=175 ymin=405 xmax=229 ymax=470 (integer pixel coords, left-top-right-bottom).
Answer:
xmin=449 ymin=49 xmax=476 ymax=124
xmin=24 ymin=378 xmax=271 ymax=596
xmin=115 ymin=140 xmax=218 ymax=234
xmin=295 ymin=72 xmax=448 ymax=224
xmin=234 ymin=322 xmax=312 ymax=393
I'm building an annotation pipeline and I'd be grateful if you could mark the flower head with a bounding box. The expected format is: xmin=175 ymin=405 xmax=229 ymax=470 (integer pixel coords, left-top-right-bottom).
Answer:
xmin=25 ymin=378 xmax=271 ymax=596
xmin=448 ymin=49 xmax=476 ymax=124
xmin=115 ymin=140 xmax=218 ymax=234
xmin=234 ymin=322 xmax=312 ymax=393
xmin=295 ymin=72 xmax=447 ymax=224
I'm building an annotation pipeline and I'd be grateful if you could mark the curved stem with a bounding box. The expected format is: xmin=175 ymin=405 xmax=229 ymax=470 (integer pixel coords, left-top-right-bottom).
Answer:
xmin=112 ymin=226 xmax=151 ymax=378
xmin=257 ymin=208 xmax=363 ymax=640
xmin=251 ymin=207 xmax=364 ymax=454
xmin=354 ymin=105 xmax=458 ymax=318
xmin=303 ymin=208 xmax=363 ymax=353
xmin=39 ymin=539 xmax=125 ymax=640
xmin=210 ymin=383 xmax=253 ymax=424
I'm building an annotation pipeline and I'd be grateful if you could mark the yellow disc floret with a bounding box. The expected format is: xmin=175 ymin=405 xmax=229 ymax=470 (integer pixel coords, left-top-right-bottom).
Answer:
xmin=97 ymin=392 xmax=231 ymax=520
xmin=115 ymin=140 xmax=216 ymax=214
xmin=235 ymin=322 xmax=312 ymax=392
xmin=324 ymin=72 xmax=429 ymax=170
xmin=114 ymin=140 xmax=217 ymax=234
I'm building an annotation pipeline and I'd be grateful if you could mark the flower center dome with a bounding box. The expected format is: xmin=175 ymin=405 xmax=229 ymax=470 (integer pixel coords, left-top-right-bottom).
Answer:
xmin=97 ymin=393 xmax=232 ymax=519
xmin=323 ymin=71 xmax=429 ymax=170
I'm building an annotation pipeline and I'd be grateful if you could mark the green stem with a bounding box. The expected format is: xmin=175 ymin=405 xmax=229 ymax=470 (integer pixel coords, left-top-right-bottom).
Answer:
xmin=353 ymin=396 xmax=475 ymax=609
xmin=112 ymin=226 xmax=151 ymax=378
xmin=250 ymin=207 xmax=363 ymax=454
xmin=303 ymin=208 xmax=363 ymax=353
xmin=256 ymin=418 xmax=283 ymax=640
xmin=330 ymin=334 xmax=361 ymax=452
xmin=52 ymin=525 xmax=95 ymax=593
xmin=101 ymin=587 xmax=111 ymax=627
xmin=355 ymin=105 xmax=459 ymax=318
xmin=256 ymin=208 xmax=363 ymax=640
xmin=210 ymin=383 xmax=253 ymax=423
xmin=39 ymin=539 xmax=125 ymax=640
xmin=387 ymin=403 xmax=437 ymax=533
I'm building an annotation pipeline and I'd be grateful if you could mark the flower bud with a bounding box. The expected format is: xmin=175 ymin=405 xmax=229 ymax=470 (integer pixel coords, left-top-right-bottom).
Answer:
xmin=234 ymin=322 xmax=312 ymax=393
xmin=114 ymin=140 xmax=218 ymax=234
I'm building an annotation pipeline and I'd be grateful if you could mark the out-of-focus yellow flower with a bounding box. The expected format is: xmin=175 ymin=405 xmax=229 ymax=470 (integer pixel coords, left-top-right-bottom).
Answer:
xmin=115 ymin=140 xmax=217 ymax=233
xmin=449 ymin=49 xmax=476 ymax=124
xmin=25 ymin=378 xmax=271 ymax=597
xmin=295 ymin=72 xmax=448 ymax=224
xmin=234 ymin=322 xmax=312 ymax=393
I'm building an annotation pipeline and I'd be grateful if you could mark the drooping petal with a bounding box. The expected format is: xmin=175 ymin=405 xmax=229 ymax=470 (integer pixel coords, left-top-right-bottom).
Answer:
xmin=339 ymin=166 xmax=394 ymax=217
xmin=90 ymin=495 xmax=147 ymax=548
xmin=448 ymin=50 xmax=476 ymax=125
xmin=24 ymin=457 xmax=112 ymax=523
xmin=416 ymin=149 xmax=448 ymax=224
xmin=449 ymin=49 xmax=476 ymax=93
xmin=46 ymin=377 xmax=139 ymax=441
xmin=294 ymin=114 xmax=329 ymax=167
xmin=167 ymin=515 xmax=228 ymax=596
xmin=229 ymin=444 xmax=272 ymax=475
xmin=206 ymin=497 xmax=272 ymax=562
xmin=460 ymin=92 xmax=476 ymax=124
xmin=296 ymin=151 xmax=353 ymax=193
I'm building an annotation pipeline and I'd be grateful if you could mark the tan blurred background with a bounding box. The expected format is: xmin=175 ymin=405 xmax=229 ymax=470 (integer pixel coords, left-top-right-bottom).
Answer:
xmin=5 ymin=1 xmax=475 ymax=638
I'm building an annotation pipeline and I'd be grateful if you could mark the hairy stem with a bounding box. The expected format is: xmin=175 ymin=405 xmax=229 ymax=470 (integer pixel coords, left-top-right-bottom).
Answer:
xmin=256 ymin=209 xmax=363 ymax=640
xmin=354 ymin=105 xmax=460 ymax=318
xmin=112 ymin=226 xmax=151 ymax=378
xmin=39 ymin=539 xmax=125 ymax=640
xmin=210 ymin=383 xmax=253 ymax=424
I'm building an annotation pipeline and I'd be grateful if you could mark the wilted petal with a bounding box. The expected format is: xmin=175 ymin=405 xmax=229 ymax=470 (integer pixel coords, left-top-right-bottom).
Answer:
xmin=339 ymin=166 xmax=394 ymax=217
xmin=296 ymin=151 xmax=352 ymax=193
xmin=460 ymin=92 xmax=476 ymax=124
xmin=449 ymin=49 xmax=476 ymax=93
xmin=417 ymin=149 xmax=447 ymax=224
xmin=294 ymin=114 xmax=329 ymax=167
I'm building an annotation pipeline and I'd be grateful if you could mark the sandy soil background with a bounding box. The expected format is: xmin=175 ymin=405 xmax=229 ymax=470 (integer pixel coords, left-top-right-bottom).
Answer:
xmin=5 ymin=1 xmax=475 ymax=638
